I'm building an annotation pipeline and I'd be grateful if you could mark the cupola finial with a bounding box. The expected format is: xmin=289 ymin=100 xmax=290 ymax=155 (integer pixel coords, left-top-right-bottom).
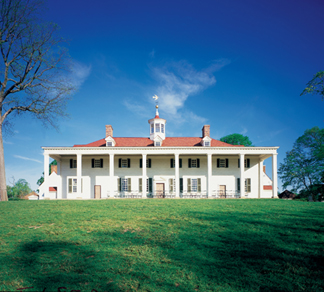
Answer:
xmin=153 ymin=95 xmax=159 ymax=117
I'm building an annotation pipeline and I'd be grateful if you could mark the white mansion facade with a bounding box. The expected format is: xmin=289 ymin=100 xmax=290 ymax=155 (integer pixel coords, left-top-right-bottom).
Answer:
xmin=39 ymin=106 xmax=278 ymax=199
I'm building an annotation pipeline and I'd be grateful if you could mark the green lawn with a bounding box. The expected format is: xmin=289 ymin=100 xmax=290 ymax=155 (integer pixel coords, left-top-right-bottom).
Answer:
xmin=0 ymin=199 xmax=323 ymax=292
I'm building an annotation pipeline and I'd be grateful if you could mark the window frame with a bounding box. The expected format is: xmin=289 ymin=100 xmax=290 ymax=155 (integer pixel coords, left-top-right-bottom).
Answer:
xmin=68 ymin=178 xmax=83 ymax=194
xmin=70 ymin=159 xmax=77 ymax=169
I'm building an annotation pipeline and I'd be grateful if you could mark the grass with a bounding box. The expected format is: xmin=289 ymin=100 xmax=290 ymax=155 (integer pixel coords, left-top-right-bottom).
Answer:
xmin=0 ymin=199 xmax=323 ymax=292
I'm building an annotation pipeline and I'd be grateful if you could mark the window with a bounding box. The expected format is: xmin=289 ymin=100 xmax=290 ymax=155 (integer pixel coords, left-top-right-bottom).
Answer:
xmin=169 ymin=178 xmax=175 ymax=193
xmin=187 ymin=178 xmax=201 ymax=192
xmin=70 ymin=159 xmax=77 ymax=168
xmin=155 ymin=123 xmax=160 ymax=133
xmin=68 ymin=178 xmax=83 ymax=193
xmin=155 ymin=142 xmax=161 ymax=146
xmin=204 ymin=141 xmax=210 ymax=147
xmin=92 ymin=158 xmax=103 ymax=168
xmin=188 ymin=158 xmax=200 ymax=168
xmin=245 ymin=178 xmax=251 ymax=193
xmin=217 ymin=158 xmax=228 ymax=168
xmin=140 ymin=158 xmax=151 ymax=168
xmin=119 ymin=178 xmax=131 ymax=192
xmin=237 ymin=178 xmax=251 ymax=192
xmin=161 ymin=124 xmax=164 ymax=133
xmin=107 ymin=142 xmax=113 ymax=147
xmin=191 ymin=179 xmax=198 ymax=192
xmin=170 ymin=158 xmax=182 ymax=168
xmin=119 ymin=158 xmax=131 ymax=168
xmin=139 ymin=178 xmax=149 ymax=192
xmin=238 ymin=159 xmax=250 ymax=168
xmin=151 ymin=124 xmax=154 ymax=134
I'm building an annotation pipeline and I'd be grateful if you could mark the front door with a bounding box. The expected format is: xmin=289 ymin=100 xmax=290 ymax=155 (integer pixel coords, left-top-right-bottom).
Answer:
xmin=219 ymin=185 xmax=226 ymax=198
xmin=156 ymin=183 xmax=165 ymax=198
xmin=94 ymin=185 xmax=101 ymax=199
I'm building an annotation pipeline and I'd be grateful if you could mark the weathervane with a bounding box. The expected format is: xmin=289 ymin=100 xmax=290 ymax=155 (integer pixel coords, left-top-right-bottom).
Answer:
xmin=152 ymin=94 xmax=159 ymax=105
xmin=152 ymin=95 xmax=159 ymax=116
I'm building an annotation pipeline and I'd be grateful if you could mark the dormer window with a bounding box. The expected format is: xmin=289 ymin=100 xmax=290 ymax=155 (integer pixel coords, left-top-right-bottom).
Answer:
xmin=155 ymin=142 xmax=161 ymax=146
xmin=156 ymin=123 xmax=160 ymax=133
xmin=105 ymin=136 xmax=116 ymax=147
xmin=201 ymin=136 xmax=212 ymax=147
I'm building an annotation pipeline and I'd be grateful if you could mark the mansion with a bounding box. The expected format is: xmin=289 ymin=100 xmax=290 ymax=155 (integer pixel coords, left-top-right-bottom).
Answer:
xmin=39 ymin=105 xmax=278 ymax=199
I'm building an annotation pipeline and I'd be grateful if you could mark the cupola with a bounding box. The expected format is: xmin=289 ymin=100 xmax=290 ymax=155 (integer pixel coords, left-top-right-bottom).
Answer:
xmin=148 ymin=105 xmax=166 ymax=142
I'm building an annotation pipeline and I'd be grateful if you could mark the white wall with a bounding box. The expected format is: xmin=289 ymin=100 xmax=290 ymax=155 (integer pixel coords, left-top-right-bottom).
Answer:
xmin=47 ymin=154 xmax=268 ymax=199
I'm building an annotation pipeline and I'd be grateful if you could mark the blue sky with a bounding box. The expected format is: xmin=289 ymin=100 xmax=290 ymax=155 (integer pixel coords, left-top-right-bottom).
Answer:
xmin=3 ymin=0 xmax=324 ymax=191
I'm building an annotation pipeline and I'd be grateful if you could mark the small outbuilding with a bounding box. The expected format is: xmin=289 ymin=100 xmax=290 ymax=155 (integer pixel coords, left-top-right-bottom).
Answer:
xmin=278 ymin=190 xmax=296 ymax=199
xmin=23 ymin=192 xmax=39 ymax=200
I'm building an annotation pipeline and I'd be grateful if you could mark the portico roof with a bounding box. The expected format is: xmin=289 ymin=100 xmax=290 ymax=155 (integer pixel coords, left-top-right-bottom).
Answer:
xmin=73 ymin=137 xmax=244 ymax=148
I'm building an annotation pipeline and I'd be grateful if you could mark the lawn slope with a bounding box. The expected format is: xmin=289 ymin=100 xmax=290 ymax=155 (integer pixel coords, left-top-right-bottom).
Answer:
xmin=0 ymin=199 xmax=323 ymax=292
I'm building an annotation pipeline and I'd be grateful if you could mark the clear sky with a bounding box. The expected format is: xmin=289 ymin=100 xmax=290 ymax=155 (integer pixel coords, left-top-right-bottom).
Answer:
xmin=3 ymin=0 xmax=324 ymax=191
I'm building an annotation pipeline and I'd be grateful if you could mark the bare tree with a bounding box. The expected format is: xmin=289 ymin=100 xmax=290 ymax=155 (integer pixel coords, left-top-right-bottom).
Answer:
xmin=0 ymin=0 xmax=75 ymax=201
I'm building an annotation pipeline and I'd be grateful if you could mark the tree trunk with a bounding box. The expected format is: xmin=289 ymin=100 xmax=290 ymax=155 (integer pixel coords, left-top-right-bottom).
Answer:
xmin=0 ymin=124 xmax=8 ymax=201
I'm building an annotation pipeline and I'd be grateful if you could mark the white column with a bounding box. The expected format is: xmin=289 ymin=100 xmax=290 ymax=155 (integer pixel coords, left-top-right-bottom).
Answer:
xmin=175 ymin=154 xmax=179 ymax=198
xmin=240 ymin=154 xmax=245 ymax=197
xmin=142 ymin=154 xmax=147 ymax=197
xmin=77 ymin=154 xmax=82 ymax=197
xmin=207 ymin=154 xmax=212 ymax=198
xmin=44 ymin=154 xmax=49 ymax=198
xmin=259 ymin=159 xmax=263 ymax=199
xmin=109 ymin=154 xmax=115 ymax=197
xmin=57 ymin=160 xmax=62 ymax=199
xmin=272 ymin=154 xmax=278 ymax=198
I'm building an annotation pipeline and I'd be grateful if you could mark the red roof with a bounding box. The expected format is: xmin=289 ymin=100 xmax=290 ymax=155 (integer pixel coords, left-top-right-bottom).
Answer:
xmin=74 ymin=137 xmax=244 ymax=147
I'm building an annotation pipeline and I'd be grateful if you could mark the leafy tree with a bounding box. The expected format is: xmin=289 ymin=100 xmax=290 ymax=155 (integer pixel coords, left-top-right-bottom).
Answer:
xmin=300 ymin=71 xmax=324 ymax=100
xmin=37 ymin=160 xmax=57 ymax=186
xmin=7 ymin=178 xmax=32 ymax=199
xmin=0 ymin=0 xmax=75 ymax=201
xmin=220 ymin=133 xmax=253 ymax=146
xmin=278 ymin=127 xmax=324 ymax=200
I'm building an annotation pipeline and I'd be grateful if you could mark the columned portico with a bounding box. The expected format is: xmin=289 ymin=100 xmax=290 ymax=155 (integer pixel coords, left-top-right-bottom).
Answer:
xmin=259 ymin=159 xmax=263 ymax=198
xmin=175 ymin=153 xmax=179 ymax=198
xmin=109 ymin=153 xmax=114 ymax=197
xmin=272 ymin=154 xmax=278 ymax=198
xmin=44 ymin=154 xmax=49 ymax=197
xmin=77 ymin=154 xmax=82 ymax=197
xmin=240 ymin=154 xmax=245 ymax=197
xmin=142 ymin=154 xmax=147 ymax=196
xmin=207 ymin=153 xmax=212 ymax=198
xmin=57 ymin=160 xmax=62 ymax=199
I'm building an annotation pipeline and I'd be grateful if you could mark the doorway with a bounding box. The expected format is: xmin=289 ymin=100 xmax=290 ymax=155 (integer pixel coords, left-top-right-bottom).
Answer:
xmin=156 ymin=183 xmax=165 ymax=198
xmin=219 ymin=185 xmax=226 ymax=198
xmin=94 ymin=185 xmax=101 ymax=199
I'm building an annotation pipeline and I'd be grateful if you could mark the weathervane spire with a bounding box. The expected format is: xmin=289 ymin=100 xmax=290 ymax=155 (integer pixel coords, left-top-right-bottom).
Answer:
xmin=152 ymin=95 xmax=159 ymax=117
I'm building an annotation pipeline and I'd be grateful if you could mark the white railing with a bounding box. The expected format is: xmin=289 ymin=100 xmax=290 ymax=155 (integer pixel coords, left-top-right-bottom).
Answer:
xmin=210 ymin=190 xmax=241 ymax=199
xmin=180 ymin=191 xmax=208 ymax=199
xmin=108 ymin=190 xmax=244 ymax=199
xmin=112 ymin=191 xmax=144 ymax=198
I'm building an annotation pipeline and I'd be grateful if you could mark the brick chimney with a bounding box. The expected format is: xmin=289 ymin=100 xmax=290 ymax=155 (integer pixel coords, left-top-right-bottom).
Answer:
xmin=106 ymin=125 xmax=113 ymax=137
xmin=50 ymin=165 xmax=57 ymax=174
xmin=263 ymin=165 xmax=266 ymax=173
xmin=202 ymin=125 xmax=210 ymax=138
